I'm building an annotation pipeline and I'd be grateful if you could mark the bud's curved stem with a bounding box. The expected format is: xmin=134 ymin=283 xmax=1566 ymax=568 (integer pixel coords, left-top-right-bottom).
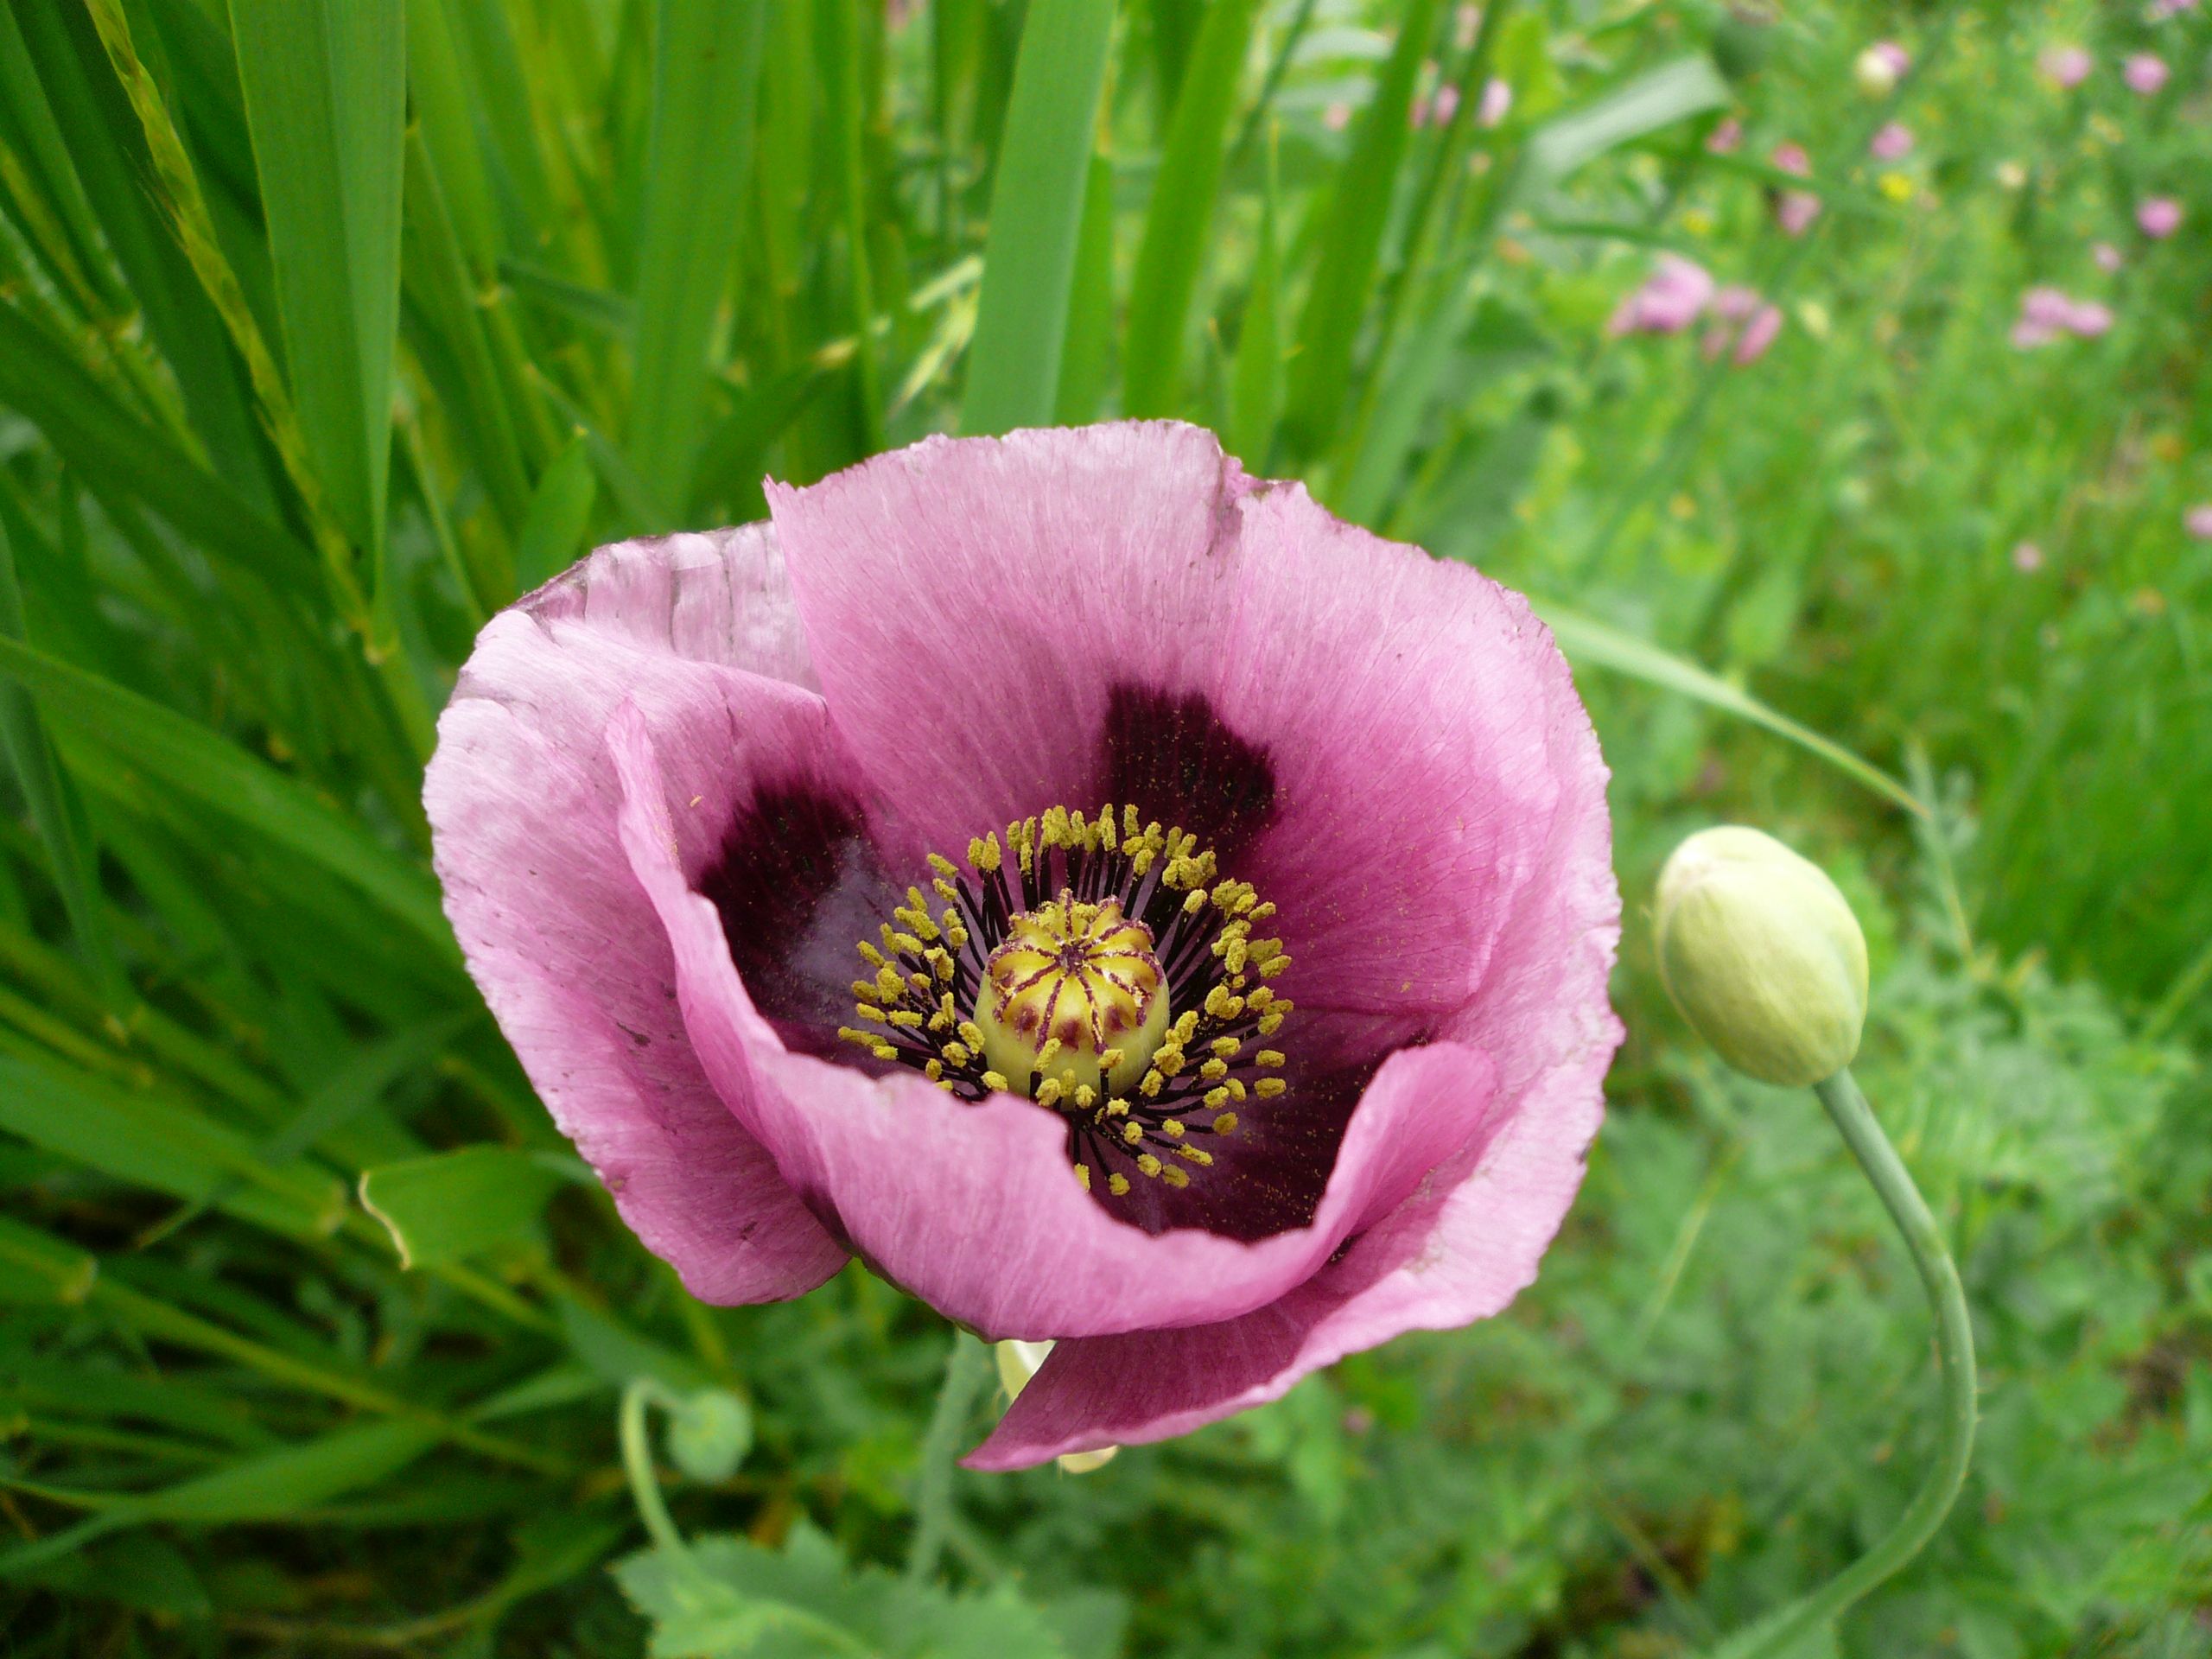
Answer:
xmin=1724 ymin=1066 xmax=1977 ymax=1656
xmin=620 ymin=1376 xmax=687 ymax=1557
xmin=906 ymin=1328 xmax=990 ymax=1583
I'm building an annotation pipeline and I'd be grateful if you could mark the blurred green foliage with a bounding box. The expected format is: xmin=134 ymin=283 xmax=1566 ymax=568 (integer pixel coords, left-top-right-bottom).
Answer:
xmin=0 ymin=0 xmax=2207 ymax=1654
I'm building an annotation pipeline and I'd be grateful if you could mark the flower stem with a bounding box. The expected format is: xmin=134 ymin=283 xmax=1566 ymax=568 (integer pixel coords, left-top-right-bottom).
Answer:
xmin=1720 ymin=1066 xmax=1977 ymax=1656
xmin=906 ymin=1328 xmax=990 ymax=1584
xmin=620 ymin=1377 xmax=686 ymax=1558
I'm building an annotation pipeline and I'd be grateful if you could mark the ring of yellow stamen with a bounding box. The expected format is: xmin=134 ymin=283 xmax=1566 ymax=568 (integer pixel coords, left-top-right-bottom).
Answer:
xmin=842 ymin=800 xmax=1294 ymax=1201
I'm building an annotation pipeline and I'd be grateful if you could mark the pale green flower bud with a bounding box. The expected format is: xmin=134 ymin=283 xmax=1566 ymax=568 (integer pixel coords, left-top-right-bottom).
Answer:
xmin=1654 ymin=826 xmax=1868 ymax=1087
xmin=995 ymin=1340 xmax=1116 ymax=1473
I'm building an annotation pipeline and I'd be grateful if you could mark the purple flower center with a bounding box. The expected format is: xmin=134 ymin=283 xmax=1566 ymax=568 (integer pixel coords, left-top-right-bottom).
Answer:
xmin=837 ymin=804 xmax=1294 ymax=1200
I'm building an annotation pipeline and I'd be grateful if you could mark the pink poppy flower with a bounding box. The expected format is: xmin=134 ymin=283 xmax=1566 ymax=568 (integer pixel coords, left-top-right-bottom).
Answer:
xmin=1478 ymin=77 xmax=1513 ymax=127
xmin=2012 ymin=541 xmax=2044 ymax=573
xmin=1869 ymin=122 xmax=1914 ymax=162
xmin=425 ymin=423 xmax=1622 ymax=1469
xmin=2040 ymin=45 xmax=2093 ymax=88
xmin=2138 ymin=197 xmax=2183 ymax=238
xmin=2093 ymin=242 xmax=2124 ymax=272
xmin=1701 ymin=287 xmax=1783 ymax=364
xmin=1411 ymin=74 xmax=1459 ymax=128
xmin=1770 ymin=143 xmax=1821 ymax=236
xmin=1707 ymin=116 xmax=1743 ymax=155
xmin=1610 ymin=254 xmax=1717 ymax=335
xmin=2187 ymin=504 xmax=2212 ymax=539
xmin=2013 ymin=286 xmax=2112 ymax=346
xmin=1323 ymin=102 xmax=1352 ymax=132
xmin=2150 ymin=0 xmax=2199 ymax=16
xmin=2124 ymin=54 xmax=2171 ymax=94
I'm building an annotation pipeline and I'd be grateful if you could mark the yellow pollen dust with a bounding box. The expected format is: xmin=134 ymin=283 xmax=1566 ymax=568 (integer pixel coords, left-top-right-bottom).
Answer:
xmin=975 ymin=891 xmax=1169 ymax=1096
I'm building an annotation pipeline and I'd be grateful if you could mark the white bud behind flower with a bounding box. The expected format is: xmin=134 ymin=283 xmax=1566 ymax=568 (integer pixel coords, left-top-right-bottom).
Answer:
xmin=1654 ymin=826 xmax=1868 ymax=1087
xmin=995 ymin=1340 xmax=1117 ymax=1473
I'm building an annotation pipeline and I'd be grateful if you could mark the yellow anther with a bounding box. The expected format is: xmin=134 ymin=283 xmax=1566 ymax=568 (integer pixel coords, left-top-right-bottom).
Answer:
xmin=1035 ymin=1036 xmax=1062 ymax=1071
xmin=928 ymin=853 xmax=959 ymax=878
xmin=1175 ymin=1145 xmax=1213 ymax=1167
xmin=891 ymin=932 xmax=924 ymax=957
xmin=855 ymin=1002 xmax=886 ymax=1023
xmin=876 ymin=967 xmax=906 ymax=1001
xmin=1161 ymin=1165 xmax=1191 ymax=1188
xmin=887 ymin=1009 xmax=925 ymax=1029
xmin=1122 ymin=1121 xmax=1143 ymax=1145
xmin=1198 ymin=1058 xmax=1229 ymax=1083
xmin=925 ymin=1058 xmax=944 ymax=1081
xmin=1154 ymin=1046 xmax=1185 ymax=1077
xmin=1211 ymin=1037 xmax=1241 ymax=1059
xmin=858 ymin=941 xmax=888 ymax=969
xmin=1100 ymin=1047 xmax=1125 ymax=1072
xmin=1259 ymin=955 xmax=1292 ymax=979
xmin=1183 ymin=889 xmax=1209 ymax=915
xmin=943 ymin=1042 xmax=971 ymax=1066
xmin=1225 ymin=1077 xmax=1246 ymax=1100
xmin=1173 ymin=1012 xmax=1200 ymax=1043
xmin=1224 ymin=938 xmax=1249 ymax=974
xmin=1109 ymin=1173 xmax=1131 ymax=1197
xmin=1140 ymin=1069 xmax=1164 ymax=1097
xmin=1258 ymin=1013 xmax=1284 ymax=1037
xmin=836 ymin=1027 xmax=878 ymax=1049
xmin=874 ymin=1044 xmax=898 ymax=1061
xmin=1255 ymin=1049 xmax=1284 ymax=1068
xmin=1255 ymin=1077 xmax=1286 ymax=1098
xmin=1213 ymin=1111 xmax=1239 ymax=1135
xmin=909 ymin=971 xmax=933 ymax=994
xmin=1074 ymin=1084 xmax=1097 ymax=1111
xmin=1074 ymin=1162 xmax=1091 ymax=1191
xmin=933 ymin=878 xmax=961 ymax=902
xmin=1161 ymin=1119 xmax=1185 ymax=1138
xmin=1245 ymin=986 xmax=1274 ymax=1010
xmin=969 ymin=834 xmax=1001 ymax=873
xmin=982 ymin=1071 xmax=1009 ymax=1092
xmin=1205 ymin=986 xmax=1244 ymax=1020
xmin=1035 ymin=1077 xmax=1064 ymax=1108
xmin=1136 ymin=1154 xmax=1163 ymax=1179
xmin=925 ymin=949 xmax=954 ymax=982
xmin=1204 ymin=1087 xmax=1230 ymax=1110
xmin=957 ymin=1021 xmax=987 ymax=1050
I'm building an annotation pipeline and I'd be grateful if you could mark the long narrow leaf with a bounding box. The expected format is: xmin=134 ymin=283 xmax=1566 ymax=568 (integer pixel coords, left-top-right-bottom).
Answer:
xmin=229 ymin=0 xmax=406 ymax=563
xmin=626 ymin=0 xmax=768 ymax=515
xmin=0 ymin=635 xmax=455 ymax=953
xmin=1122 ymin=0 xmax=1259 ymax=417
xmin=958 ymin=0 xmax=1116 ymax=436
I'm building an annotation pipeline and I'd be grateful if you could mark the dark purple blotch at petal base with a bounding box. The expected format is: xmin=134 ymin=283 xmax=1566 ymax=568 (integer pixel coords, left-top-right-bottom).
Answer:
xmin=1099 ymin=683 xmax=1275 ymax=864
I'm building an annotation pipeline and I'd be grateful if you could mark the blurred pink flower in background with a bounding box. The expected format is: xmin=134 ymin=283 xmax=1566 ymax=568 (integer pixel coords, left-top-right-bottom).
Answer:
xmin=1855 ymin=41 xmax=1911 ymax=96
xmin=2138 ymin=197 xmax=2183 ymax=238
xmin=2094 ymin=242 xmax=2125 ymax=271
xmin=1870 ymin=122 xmax=1915 ymax=161
xmin=2187 ymin=504 xmax=2212 ymax=540
xmin=1324 ymin=102 xmax=1352 ymax=132
xmin=2149 ymin=0 xmax=2199 ymax=16
xmin=1413 ymin=79 xmax=1461 ymax=127
xmin=1478 ymin=77 xmax=1513 ymax=127
xmin=1703 ymin=288 xmax=1784 ymax=365
xmin=2012 ymin=542 xmax=2045 ymax=573
xmin=1771 ymin=143 xmax=1822 ymax=236
xmin=1707 ymin=116 xmax=1742 ymax=154
xmin=2124 ymin=54 xmax=2171 ymax=94
xmin=2040 ymin=45 xmax=2094 ymax=88
xmin=1611 ymin=255 xmax=1716 ymax=335
xmin=1456 ymin=3 xmax=1484 ymax=48
xmin=2012 ymin=287 xmax=2113 ymax=346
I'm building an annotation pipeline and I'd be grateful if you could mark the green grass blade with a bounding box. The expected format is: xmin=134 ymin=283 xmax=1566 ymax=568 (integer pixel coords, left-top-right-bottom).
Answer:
xmin=1055 ymin=150 xmax=1116 ymax=425
xmin=0 ymin=514 xmax=122 ymax=1004
xmin=228 ymin=0 xmax=406 ymax=563
xmin=1533 ymin=603 xmax=1923 ymax=818
xmin=0 ymin=302 xmax=317 ymax=600
xmin=512 ymin=429 xmax=598 ymax=592
xmin=1121 ymin=0 xmax=1259 ymax=418
xmin=1226 ymin=131 xmax=1281 ymax=468
xmin=0 ymin=635 xmax=455 ymax=954
xmin=957 ymin=0 xmax=1116 ymax=437
xmin=1518 ymin=53 xmax=1730 ymax=197
xmin=626 ymin=0 xmax=768 ymax=517
xmin=1280 ymin=0 xmax=1440 ymax=459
